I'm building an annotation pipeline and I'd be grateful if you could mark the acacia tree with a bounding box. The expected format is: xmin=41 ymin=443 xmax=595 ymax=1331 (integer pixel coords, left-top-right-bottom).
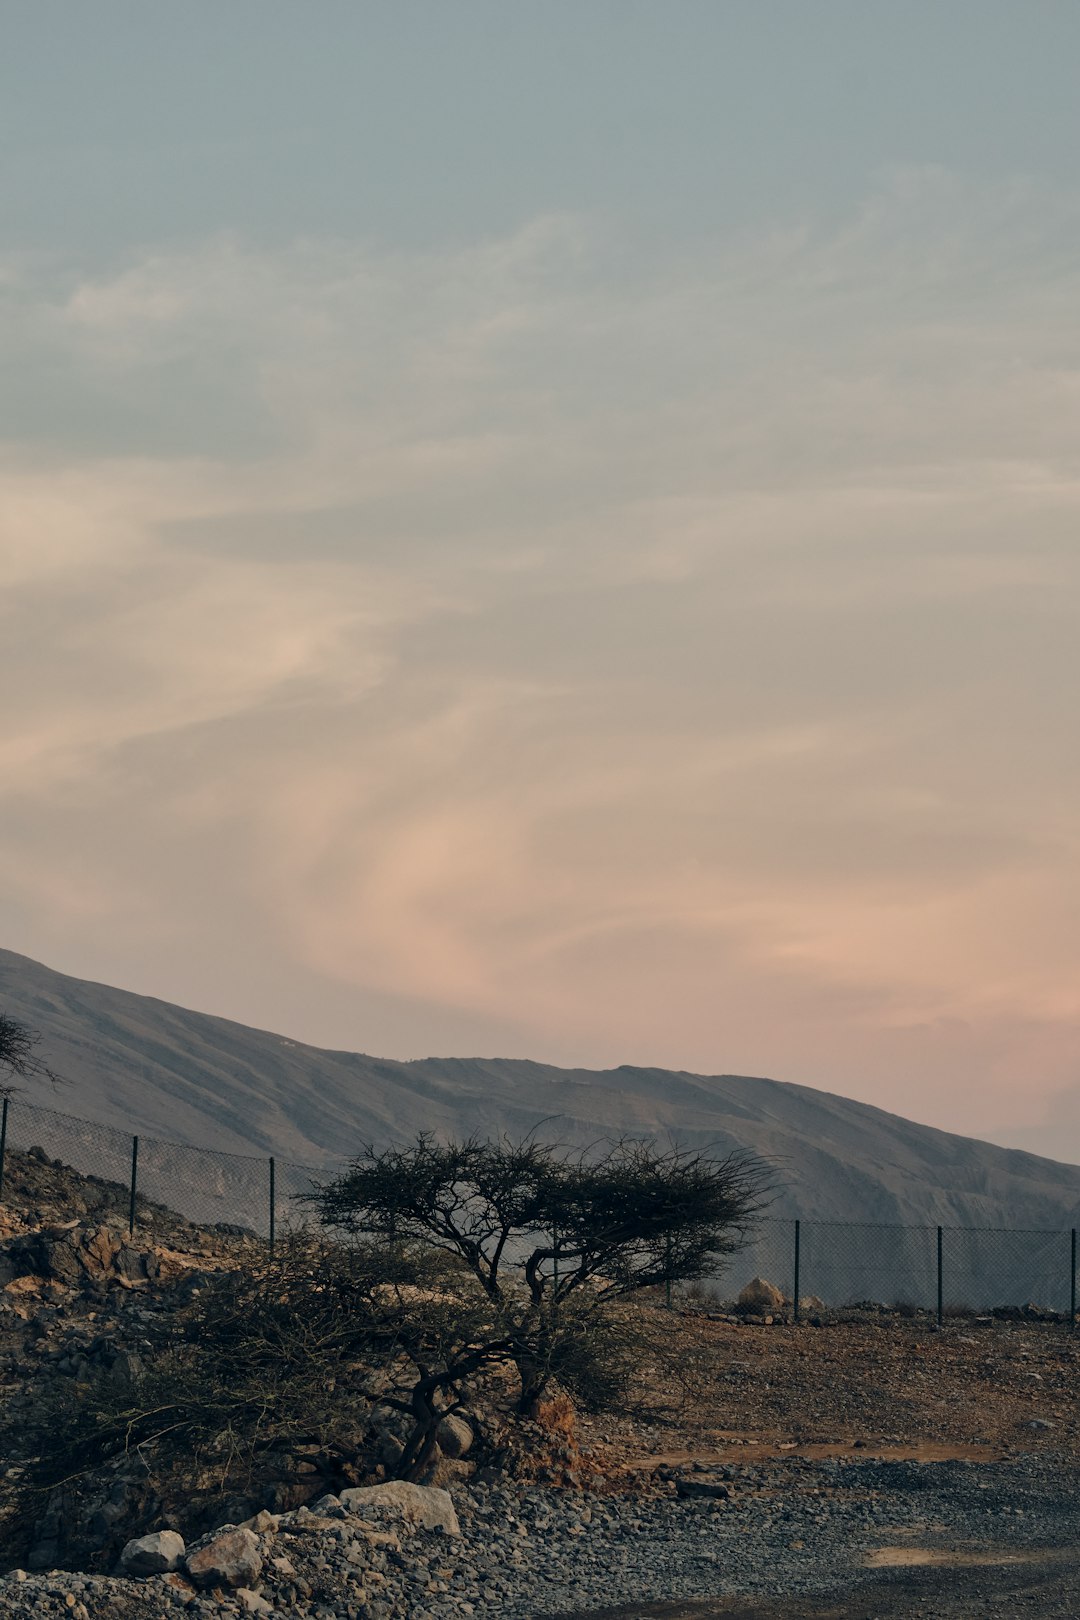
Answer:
xmin=0 ymin=1013 xmax=60 ymax=1097
xmin=310 ymin=1134 xmax=771 ymax=1417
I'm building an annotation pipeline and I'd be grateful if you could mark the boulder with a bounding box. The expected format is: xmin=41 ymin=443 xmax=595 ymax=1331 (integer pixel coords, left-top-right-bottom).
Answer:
xmin=339 ymin=1481 xmax=460 ymax=1537
xmin=436 ymin=1414 xmax=473 ymax=1459
xmin=119 ymin=1530 xmax=186 ymax=1576
xmin=184 ymin=1526 xmax=262 ymax=1589
xmin=737 ymin=1276 xmax=785 ymax=1314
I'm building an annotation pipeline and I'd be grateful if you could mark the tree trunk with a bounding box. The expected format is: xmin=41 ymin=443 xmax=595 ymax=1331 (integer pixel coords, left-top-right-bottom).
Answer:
xmin=395 ymin=1383 xmax=442 ymax=1481
xmin=514 ymin=1353 xmax=548 ymax=1418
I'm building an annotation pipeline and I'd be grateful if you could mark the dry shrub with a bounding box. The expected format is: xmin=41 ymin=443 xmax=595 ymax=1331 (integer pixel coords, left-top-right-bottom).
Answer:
xmin=0 ymin=1237 xmax=396 ymax=1568
xmin=536 ymin=1391 xmax=577 ymax=1444
xmin=679 ymin=1278 xmax=728 ymax=1310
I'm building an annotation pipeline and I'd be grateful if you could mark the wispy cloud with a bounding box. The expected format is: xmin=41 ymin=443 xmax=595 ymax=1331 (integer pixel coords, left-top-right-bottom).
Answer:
xmin=3 ymin=175 xmax=1080 ymax=1151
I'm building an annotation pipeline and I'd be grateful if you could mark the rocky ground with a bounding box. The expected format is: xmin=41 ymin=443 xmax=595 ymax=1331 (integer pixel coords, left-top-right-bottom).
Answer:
xmin=0 ymin=1455 xmax=1076 ymax=1619
xmin=0 ymin=1147 xmax=1076 ymax=1618
xmin=586 ymin=1304 xmax=1080 ymax=1470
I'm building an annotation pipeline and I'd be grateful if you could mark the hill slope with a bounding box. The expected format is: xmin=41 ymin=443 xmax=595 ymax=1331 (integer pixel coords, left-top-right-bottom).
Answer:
xmin=2 ymin=947 xmax=1078 ymax=1227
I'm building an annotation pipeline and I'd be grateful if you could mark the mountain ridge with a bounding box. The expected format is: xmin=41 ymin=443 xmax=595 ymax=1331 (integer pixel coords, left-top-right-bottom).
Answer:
xmin=2 ymin=946 xmax=1078 ymax=1228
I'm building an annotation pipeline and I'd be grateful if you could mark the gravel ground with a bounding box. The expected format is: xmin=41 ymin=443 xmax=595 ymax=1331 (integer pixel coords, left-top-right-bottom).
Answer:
xmin=0 ymin=1452 xmax=1075 ymax=1620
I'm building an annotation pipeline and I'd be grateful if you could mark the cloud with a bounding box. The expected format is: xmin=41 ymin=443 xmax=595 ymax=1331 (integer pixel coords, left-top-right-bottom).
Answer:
xmin=3 ymin=175 xmax=1080 ymax=1155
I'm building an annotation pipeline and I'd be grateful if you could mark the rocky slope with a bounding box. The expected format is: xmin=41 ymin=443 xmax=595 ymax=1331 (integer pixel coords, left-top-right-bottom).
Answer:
xmin=3 ymin=948 xmax=1080 ymax=1226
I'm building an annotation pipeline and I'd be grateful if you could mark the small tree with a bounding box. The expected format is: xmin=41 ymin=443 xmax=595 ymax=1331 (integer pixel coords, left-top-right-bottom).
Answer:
xmin=0 ymin=1012 xmax=60 ymax=1097
xmin=311 ymin=1134 xmax=771 ymax=1417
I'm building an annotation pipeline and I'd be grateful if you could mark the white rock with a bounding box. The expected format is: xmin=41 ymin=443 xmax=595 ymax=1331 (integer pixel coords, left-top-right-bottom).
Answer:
xmin=737 ymin=1276 xmax=786 ymax=1313
xmin=339 ymin=1481 xmax=460 ymax=1536
xmin=119 ymin=1530 xmax=186 ymax=1576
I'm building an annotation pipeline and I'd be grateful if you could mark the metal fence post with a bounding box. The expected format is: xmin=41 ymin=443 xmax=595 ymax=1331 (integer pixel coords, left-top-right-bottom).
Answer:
xmin=0 ymin=1098 xmax=8 ymax=1202
xmin=128 ymin=1135 xmax=139 ymax=1237
xmin=1071 ymin=1229 xmax=1076 ymax=1328
xmin=792 ymin=1218 xmax=801 ymax=1322
xmin=269 ymin=1157 xmax=276 ymax=1255
xmin=936 ymin=1225 xmax=943 ymax=1326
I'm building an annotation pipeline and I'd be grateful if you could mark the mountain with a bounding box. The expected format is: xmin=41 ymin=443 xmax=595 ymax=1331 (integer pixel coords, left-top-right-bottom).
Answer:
xmin=2 ymin=947 xmax=1078 ymax=1229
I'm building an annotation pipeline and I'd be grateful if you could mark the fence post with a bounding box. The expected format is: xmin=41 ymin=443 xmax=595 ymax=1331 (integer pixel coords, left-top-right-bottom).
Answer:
xmin=128 ymin=1135 xmax=139 ymax=1237
xmin=936 ymin=1225 xmax=943 ymax=1327
xmin=0 ymin=1097 xmax=8 ymax=1202
xmin=268 ymin=1157 xmax=276 ymax=1255
xmin=1071 ymin=1229 xmax=1076 ymax=1328
xmin=792 ymin=1219 xmax=801 ymax=1322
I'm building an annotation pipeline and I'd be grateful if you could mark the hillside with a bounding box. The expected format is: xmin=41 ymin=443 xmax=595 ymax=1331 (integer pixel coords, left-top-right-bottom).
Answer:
xmin=2 ymin=948 xmax=1079 ymax=1228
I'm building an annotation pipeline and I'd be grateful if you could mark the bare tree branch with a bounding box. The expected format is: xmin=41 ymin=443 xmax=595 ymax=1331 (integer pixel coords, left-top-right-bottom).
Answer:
xmin=0 ymin=1012 xmax=62 ymax=1097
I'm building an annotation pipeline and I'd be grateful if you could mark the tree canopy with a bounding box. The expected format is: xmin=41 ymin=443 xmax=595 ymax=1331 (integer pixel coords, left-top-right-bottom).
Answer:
xmin=310 ymin=1133 xmax=772 ymax=1418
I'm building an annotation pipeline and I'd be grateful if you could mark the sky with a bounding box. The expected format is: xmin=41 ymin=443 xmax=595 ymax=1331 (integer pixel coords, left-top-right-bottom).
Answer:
xmin=3 ymin=3 xmax=1080 ymax=1162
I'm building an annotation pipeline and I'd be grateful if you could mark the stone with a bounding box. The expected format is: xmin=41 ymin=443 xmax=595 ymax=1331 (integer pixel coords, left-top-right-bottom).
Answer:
xmin=737 ymin=1276 xmax=785 ymax=1313
xmin=236 ymin=1589 xmax=273 ymax=1615
xmin=117 ymin=1245 xmax=157 ymax=1284
xmin=675 ymin=1477 xmax=731 ymax=1499
xmin=81 ymin=1226 xmax=122 ymax=1277
xmin=309 ymin=1492 xmax=345 ymax=1515
xmin=158 ymin=1572 xmax=196 ymax=1596
xmin=119 ymin=1530 xmax=186 ymax=1576
xmin=437 ymin=1415 xmax=473 ymax=1459
xmin=354 ymin=1526 xmax=401 ymax=1550
xmin=339 ymin=1482 xmax=460 ymax=1537
xmin=184 ymin=1526 xmax=263 ymax=1589
xmin=240 ymin=1509 xmax=279 ymax=1533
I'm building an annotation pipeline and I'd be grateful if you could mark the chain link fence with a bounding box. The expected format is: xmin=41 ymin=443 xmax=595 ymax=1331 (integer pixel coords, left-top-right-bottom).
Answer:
xmin=0 ymin=1094 xmax=336 ymax=1240
xmin=0 ymin=1096 xmax=1076 ymax=1318
xmin=727 ymin=1217 xmax=1078 ymax=1318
